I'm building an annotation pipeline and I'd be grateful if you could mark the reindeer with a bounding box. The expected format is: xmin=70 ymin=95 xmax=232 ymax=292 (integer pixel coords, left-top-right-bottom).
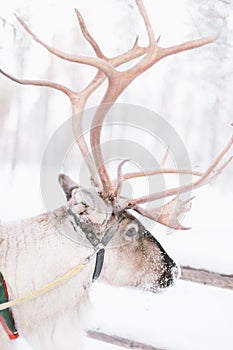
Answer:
xmin=0 ymin=1 xmax=232 ymax=350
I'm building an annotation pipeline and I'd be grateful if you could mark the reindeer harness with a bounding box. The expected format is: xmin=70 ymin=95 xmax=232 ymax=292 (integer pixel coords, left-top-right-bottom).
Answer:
xmin=67 ymin=208 xmax=124 ymax=281
xmin=0 ymin=210 xmax=123 ymax=340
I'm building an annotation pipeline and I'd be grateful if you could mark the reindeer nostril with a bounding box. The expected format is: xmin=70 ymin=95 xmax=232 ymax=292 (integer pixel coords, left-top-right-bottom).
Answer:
xmin=159 ymin=254 xmax=180 ymax=289
xmin=159 ymin=266 xmax=178 ymax=288
xmin=162 ymin=252 xmax=177 ymax=268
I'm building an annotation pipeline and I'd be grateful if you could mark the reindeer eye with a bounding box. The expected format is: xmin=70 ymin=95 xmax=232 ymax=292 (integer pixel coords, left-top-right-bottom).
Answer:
xmin=125 ymin=226 xmax=138 ymax=237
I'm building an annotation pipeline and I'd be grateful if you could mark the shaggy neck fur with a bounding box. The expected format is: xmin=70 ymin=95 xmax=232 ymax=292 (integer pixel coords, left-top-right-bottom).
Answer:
xmin=0 ymin=207 xmax=95 ymax=350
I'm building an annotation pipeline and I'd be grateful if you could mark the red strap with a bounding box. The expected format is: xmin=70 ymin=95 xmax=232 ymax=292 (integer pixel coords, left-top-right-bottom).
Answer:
xmin=0 ymin=314 xmax=19 ymax=339
xmin=0 ymin=273 xmax=19 ymax=340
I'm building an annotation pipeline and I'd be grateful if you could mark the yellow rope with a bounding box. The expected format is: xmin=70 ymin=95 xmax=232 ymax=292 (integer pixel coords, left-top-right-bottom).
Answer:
xmin=0 ymin=261 xmax=87 ymax=312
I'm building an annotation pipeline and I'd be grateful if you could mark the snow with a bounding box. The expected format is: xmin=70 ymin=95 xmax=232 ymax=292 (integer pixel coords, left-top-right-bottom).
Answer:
xmin=85 ymin=339 xmax=125 ymax=350
xmin=89 ymin=281 xmax=233 ymax=350
xmin=13 ymin=335 xmax=126 ymax=350
xmin=10 ymin=281 xmax=233 ymax=350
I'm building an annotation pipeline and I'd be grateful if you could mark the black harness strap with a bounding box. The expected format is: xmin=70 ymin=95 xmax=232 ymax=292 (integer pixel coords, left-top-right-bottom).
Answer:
xmin=92 ymin=249 xmax=105 ymax=282
xmin=67 ymin=208 xmax=123 ymax=282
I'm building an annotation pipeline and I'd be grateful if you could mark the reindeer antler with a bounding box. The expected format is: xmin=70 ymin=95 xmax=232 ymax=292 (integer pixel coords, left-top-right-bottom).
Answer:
xmin=125 ymin=137 xmax=232 ymax=229
xmin=0 ymin=10 xmax=143 ymax=188
xmin=130 ymin=136 xmax=233 ymax=206
xmin=1 ymin=1 xmax=231 ymax=230
xmin=1 ymin=1 xmax=217 ymax=191
xmin=89 ymin=0 xmax=218 ymax=194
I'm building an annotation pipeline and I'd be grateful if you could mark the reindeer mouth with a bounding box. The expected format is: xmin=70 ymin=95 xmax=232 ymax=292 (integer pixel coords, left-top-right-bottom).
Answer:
xmin=142 ymin=263 xmax=181 ymax=294
xmin=135 ymin=265 xmax=180 ymax=295
xmin=157 ymin=261 xmax=180 ymax=290
xmin=157 ymin=264 xmax=180 ymax=292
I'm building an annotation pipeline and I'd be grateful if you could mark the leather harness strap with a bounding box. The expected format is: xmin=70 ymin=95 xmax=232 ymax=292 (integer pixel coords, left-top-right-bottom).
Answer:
xmin=67 ymin=208 xmax=124 ymax=281
xmin=92 ymin=248 xmax=105 ymax=282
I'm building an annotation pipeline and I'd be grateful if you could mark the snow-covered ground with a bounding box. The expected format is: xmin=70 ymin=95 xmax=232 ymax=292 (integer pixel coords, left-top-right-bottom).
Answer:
xmin=0 ymin=164 xmax=232 ymax=349
xmin=8 ymin=281 xmax=233 ymax=350
xmin=90 ymin=281 xmax=233 ymax=350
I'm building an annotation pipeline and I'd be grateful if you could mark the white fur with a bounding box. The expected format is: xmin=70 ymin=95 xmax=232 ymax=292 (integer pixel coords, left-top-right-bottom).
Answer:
xmin=0 ymin=209 xmax=94 ymax=350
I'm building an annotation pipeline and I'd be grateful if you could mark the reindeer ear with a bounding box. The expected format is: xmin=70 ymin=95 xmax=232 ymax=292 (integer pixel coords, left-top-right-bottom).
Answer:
xmin=58 ymin=174 xmax=79 ymax=200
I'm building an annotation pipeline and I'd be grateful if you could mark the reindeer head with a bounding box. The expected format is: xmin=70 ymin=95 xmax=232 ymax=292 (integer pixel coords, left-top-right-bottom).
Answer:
xmin=0 ymin=1 xmax=232 ymax=291
xmin=59 ymin=173 xmax=179 ymax=292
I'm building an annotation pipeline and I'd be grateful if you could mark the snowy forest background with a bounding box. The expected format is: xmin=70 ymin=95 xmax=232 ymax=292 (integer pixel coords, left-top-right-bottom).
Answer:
xmin=0 ymin=0 xmax=233 ymax=349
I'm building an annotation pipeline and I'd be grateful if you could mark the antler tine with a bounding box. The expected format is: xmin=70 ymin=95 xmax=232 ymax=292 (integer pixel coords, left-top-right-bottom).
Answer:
xmin=134 ymin=196 xmax=194 ymax=230
xmin=114 ymin=158 xmax=203 ymax=206
xmin=113 ymin=159 xmax=130 ymax=197
xmin=159 ymin=35 xmax=218 ymax=60
xmin=0 ymin=68 xmax=76 ymax=98
xmin=160 ymin=146 xmax=170 ymax=167
xmin=130 ymin=136 xmax=233 ymax=205
xmin=14 ymin=14 xmax=116 ymax=79
xmin=122 ymin=168 xmax=203 ymax=182
xmin=74 ymin=9 xmax=105 ymax=59
xmin=71 ymin=7 xmax=106 ymax=187
xmin=200 ymin=155 xmax=233 ymax=187
xmin=216 ymin=155 xmax=233 ymax=174
xmin=136 ymin=0 xmax=156 ymax=50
